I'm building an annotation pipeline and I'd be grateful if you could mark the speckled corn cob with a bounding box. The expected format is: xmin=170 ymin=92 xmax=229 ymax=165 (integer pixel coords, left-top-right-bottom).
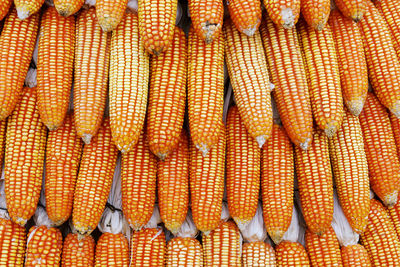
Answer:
xmin=335 ymin=0 xmax=366 ymax=21
xmin=341 ymin=244 xmax=371 ymax=267
xmin=0 ymin=218 xmax=26 ymax=266
xmin=62 ymin=233 xmax=95 ymax=267
xmin=14 ymin=0 xmax=44 ymax=20
xmin=0 ymin=0 xmax=12 ymax=21
xmin=166 ymin=237 xmax=203 ymax=267
xmin=95 ymin=233 xmax=129 ymax=267
xmin=300 ymin=0 xmax=331 ymax=30
xmin=275 ymin=241 xmax=310 ymax=267
xmin=96 ymin=0 xmax=128 ymax=32
xmin=227 ymin=0 xmax=262 ymax=36
xmin=264 ymin=0 xmax=301 ymax=29
xmin=130 ymin=228 xmax=166 ymax=267
xmin=242 ymin=241 xmax=276 ymax=266
xmin=54 ymin=0 xmax=84 ymax=17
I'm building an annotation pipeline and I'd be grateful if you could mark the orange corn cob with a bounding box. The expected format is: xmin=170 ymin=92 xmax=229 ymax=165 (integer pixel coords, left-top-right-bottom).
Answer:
xmin=0 ymin=0 xmax=12 ymax=21
xmin=359 ymin=92 xmax=400 ymax=206
xmin=74 ymin=7 xmax=110 ymax=144
xmin=130 ymin=228 xmax=166 ymax=267
xmin=262 ymin=123 xmax=294 ymax=244
xmin=95 ymin=233 xmax=129 ymax=267
xmin=0 ymin=218 xmax=26 ymax=266
xmin=158 ymin=130 xmax=189 ymax=234
xmin=25 ymin=226 xmax=63 ymax=267
xmin=300 ymin=0 xmax=331 ymax=30
xmin=227 ymin=0 xmax=262 ymax=36
xmin=72 ymin=118 xmax=118 ymax=236
xmin=359 ymin=1 xmax=400 ymax=118
xmin=121 ymin=130 xmax=157 ymax=230
xmin=275 ymin=241 xmax=310 ymax=266
xmin=298 ymin=19 xmax=344 ymax=136
xmin=203 ymin=220 xmax=242 ymax=266
xmin=305 ymin=226 xmax=343 ymax=266
xmin=0 ymin=120 xmax=7 ymax=168
xmin=224 ymin=19 xmax=272 ymax=147
xmin=390 ymin=113 xmax=400 ymax=158
xmin=361 ymin=199 xmax=400 ymax=266
xmin=264 ymin=0 xmax=301 ymax=29
xmin=190 ymin=127 xmax=226 ymax=234
xmin=0 ymin=8 xmax=39 ymax=121
xmin=242 ymin=241 xmax=276 ymax=266
xmin=62 ymin=233 xmax=95 ymax=267
xmin=335 ymin=0 xmax=366 ymax=21
xmin=295 ymin=129 xmax=334 ymax=235
xmin=5 ymin=87 xmax=47 ymax=226
xmin=45 ymin=113 xmax=83 ymax=226
xmin=328 ymin=10 xmax=368 ymax=116
xmin=96 ymin=0 xmax=128 ymax=32
xmin=166 ymin=237 xmax=203 ymax=267
xmin=147 ymin=26 xmax=187 ymax=159
xmin=341 ymin=244 xmax=371 ymax=267
xmin=260 ymin=15 xmax=313 ymax=149
xmin=388 ymin=195 xmax=400 ymax=240
xmin=54 ymin=0 xmax=84 ymax=16
xmin=188 ymin=25 xmax=224 ymax=155
xmin=109 ymin=11 xmax=150 ymax=153
xmin=37 ymin=7 xmax=75 ymax=131
xmin=14 ymin=0 xmax=44 ymax=20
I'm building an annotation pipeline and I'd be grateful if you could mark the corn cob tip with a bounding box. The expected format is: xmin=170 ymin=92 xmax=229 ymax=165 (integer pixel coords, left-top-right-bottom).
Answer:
xmin=389 ymin=101 xmax=400 ymax=119
xmin=202 ymin=22 xmax=221 ymax=44
xmin=299 ymin=138 xmax=312 ymax=151
xmin=256 ymin=135 xmax=267 ymax=148
xmin=16 ymin=6 xmax=31 ymax=20
xmin=152 ymin=48 xmax=164 ymax=57
xmin=346 ymin=99 xmax=365 ymax=116
xmin=281 ymin=8 xmax=296 ymax=29
xmin=242 ymin=22 xmax=260 ymax=37
xmin=14 ymin=217 xmax=27 ymax=227
xmin=233 ymin=217 xmax=250 ymax=230
xmin=351 ymin=12 xmax=364 ymax=23
xmin=383 ymin=190 xmax=399 ymax=207
xmin=324 ymin=121 xmax=340 ymax=138
xmin=73 ymin=223 xmax=93 ymax=237
xmin=156 ymin=152 xmax=168 ymax=161
xmin=196 ymin=143 xmax=211 ymax=157
xmin=99 ymin=18 xmax=117 ymax=33
xmin=269 ymin=229 xmax=285 ymax=244
xmin=82 ymin=134 xmax=92 ymax=145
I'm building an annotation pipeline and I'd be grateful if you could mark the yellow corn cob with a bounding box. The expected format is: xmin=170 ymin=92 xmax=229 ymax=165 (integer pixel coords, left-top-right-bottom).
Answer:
xmin=390 ymin=113 xmax=400 ymax=158
xmin=110 ymin=11 xmax=150 ymax=153
xmin=147 ymin=26 xmax=187 ymax=159
xmin=262 ymin=123 xmax=294 ymax=244
xmin=335 ymin=0 xmax=366 ymax=21
xmin=74 ymin=7 xmax=110 ymax=144
xmin=242 ymin=241 xmax=276 ymax=266
xmin=359 ymin=92 xmax=400 ymax=206
xmin=359 ymin=1 xmax=400 ymax=118
xmin=341 ymin=244 xmax=371 ymax=267
xmin=0 ymin=120 xmax=7 ymax=168
xmin=72 ymin=118 xmax=118 ymax=236
xmin=95 ymin=233 xmax=129 ymax=267
xmin=227 ymin=0 xmax=262 ymax=36
xmin=45 ymin=113 xmax=83 ymax=226
xmin=54 ymin=0 xmax=84 ymax=16
xmin=275 ymin=241 xmax=310 ymax=266
xmin=190 ymin=127 xmax=225 ymax=234
xmin=5 ymin=87 xmax=47 ymax=226
xmin=0 ymin=0 xmax=12 ymax=21
xmin=328 ymin=10 xmax=368 ymax=116
xmin=0 ymin=8 xmax=39 ymax=121
xmin=62 ymin=233 xmax=95 ymax=267
xmin=295 ymin=129 xmax=333 ymax=235
xmin=188 ymin=25 xmax=224 ymax=155
xmin=121 ymin=129 xmax=157 ymax=230
xmin=130 ymin=228 xmax=166 ymax=267
xmin=166 ymin=237 xmax=203 ymax=267
xmin=25 ymin=226 xmax=63 ymax=267
xmin=224 ymin=19 xmax=272 ymax=147
xmin=14 ymin=0 xmax=44 ymax=20
xmin=0 ymin=218 xmax=26 ymax=266
xmin=361 ymin=199 xmax=400 ymax=266
xmin=158 ymin=130 xmax=189 ymax=234
xmin=300 ymin=0 xmax=331 ymax=30
xmin=203 ymin=220 xmax=242 ymax=266
xmin=305 ymin=226 xmax=343 ymax=266
xmin=388 ymin=195 xmax=400 ymax=240
xmin=37 ymin=6 xmax=75 ymax=131
xmin=264 ymin=0 xmax=301 ymax=29
xmin=96 ymin=0 xmax=128 ymax=32
xmin=260 ymin=15 xmax=313 ymax=149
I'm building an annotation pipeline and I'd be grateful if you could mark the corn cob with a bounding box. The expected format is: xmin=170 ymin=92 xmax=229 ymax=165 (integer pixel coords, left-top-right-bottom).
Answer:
xmin=110 ymin=11 xmax=150 ymax=153
xmin=300 ymin=0 xmax=331 ymax=30
xmin=0 ymin=8 xmax=39 ymax=121
xmin=166 ymin=237 xmax=203 ymax=267
xmin=96 ymin=0 xmax=128 ymax=32
xmin=224 ymin=19 xmax=272 ymax=147
xmin=341 ymin=244 xmax=371 ymax=267
xmin=0 ymin=0 xmax=12 ymax=21
xmin=295 ymin=129 xmax=334 ymax=235
xmin=305 ymin=226 xmax=343 ymax=266
xmin=190 ymin=127 xmax=225 ymax=234
xmin=328 ymin=10 xmax=368 ymax=116
xmin=335 ymin=0 xmax=366 ymax=21
xmin=158 ymin=130 xmax=189 ymax=234
xmin=45 ymin=113 xmax=83 ymax=226
xmin=390 ymin=113 xmax=400 ymax=158
xmin=188 ymin=25 xmax=224 ymax=155
xmin=72 ymin=118 xmax=118 ymax=236
xmin=130 ymin=228 xmax=166 ymax=267
xmin=5 ymin=87 xmax=47 ymax=226
xmin=0 ymin=120 xmax=7 ymax=168
xmin=95 ymin=232 xmax=129 ymax=267
xmin=260 ymin=15 xmax=313 ymax=149
xmin=298 ymin=20 xmax=344 ymax=136
xmin=361 ymin=199 xmax=400 ymax=266
xmin=262 ymin=123 xmax=294 ymax=244
xmin=388 ymin=195 xmax=400 ymax=240
xmin=25 ymin=225 xmax=63 ymax=266
xmin=14 ymin=0 xmax=44 ymax=20
xmin=358 ymin=92 xmax=400 ymax=206
xmin=147 ymin=26 xmax=187 ymax=159
xmin=0 ymin=218 xmax=26 ymax=266
xmin=74 ymin=7 xmax=110 ymax=144
xmin=275 ymin=241 xmax=310 ymax=266
xmin=264 ymin=0 xmax=301 ymax=29
xmin=37 ymin=6 xmax=75 ymax=131
xmin=62 ymin=233 xmax=95 ymax=267
xmin=54 ymin=0 xmax=84 ymax=17
xmin=242 ymin=241 xmax=276 ymax=266
xmin=359 ymin=1 xmax=400 ymax=118
xmin=227 ymin=0 xmax=262 ymax=36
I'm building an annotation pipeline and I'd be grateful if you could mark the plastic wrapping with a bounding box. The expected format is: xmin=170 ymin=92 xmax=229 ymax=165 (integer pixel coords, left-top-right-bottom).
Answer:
xmin=239 ymin=202 xmax=268 ymax=243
